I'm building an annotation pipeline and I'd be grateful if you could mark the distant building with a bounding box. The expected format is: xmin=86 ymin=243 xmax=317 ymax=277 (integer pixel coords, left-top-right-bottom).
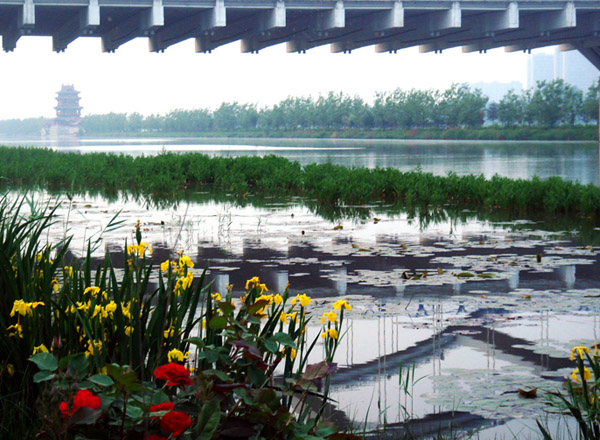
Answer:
xmin=527 ymin=48 xmax=597 ymax=91
xmin=554 ymin=48 xmax=598 ymax=92
xmin=44 ymin=84 xmax=82 ymax=138
xmin=469 ymin=81 xmax=523 ymax=103
xmin=527 ymin=53 xmax=554 ymax=89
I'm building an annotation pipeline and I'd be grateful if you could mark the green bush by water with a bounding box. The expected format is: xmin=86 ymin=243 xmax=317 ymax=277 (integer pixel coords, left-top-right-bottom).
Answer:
xmin=1 ymin=146 xmax=600 ymax=218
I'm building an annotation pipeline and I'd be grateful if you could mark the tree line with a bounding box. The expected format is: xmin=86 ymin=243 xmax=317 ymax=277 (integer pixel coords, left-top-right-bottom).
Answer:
xmin=80 ymin=79 xmax=598 ymax=134
xmin=0 ymin=80 xmax=597 ymax=136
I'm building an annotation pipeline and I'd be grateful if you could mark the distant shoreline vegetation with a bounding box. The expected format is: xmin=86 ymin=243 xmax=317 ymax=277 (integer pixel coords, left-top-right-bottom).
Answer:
xmin=0 ymin=80 xmax=598 ymax=141
xmin=76 ymin=126 xmax=599 ymax=141
xmin=1 ymin=146 xmax=600 ymax=220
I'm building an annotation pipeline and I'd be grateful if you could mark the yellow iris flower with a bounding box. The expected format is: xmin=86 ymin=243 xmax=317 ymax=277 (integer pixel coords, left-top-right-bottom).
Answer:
xmin=291 ymin=294 xmax=311 ymax=308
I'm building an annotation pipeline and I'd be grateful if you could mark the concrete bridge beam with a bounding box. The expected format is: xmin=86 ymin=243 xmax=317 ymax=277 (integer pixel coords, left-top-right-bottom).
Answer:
xmin=52 ymin=0 xmax=100 ymax=52
xmin=149 ymin=0 xmax=226 ymax=52
xmin=422 ymin=3 xmax=519 ymax=53
xmin=2 ymin=0 xmax=34 ymax=52
xmin=239 ymin=2 xmax=286 ymax=52
xmin=197 ymin=0 xmax=286 ymax=53
xmin=101 ymin=0 xmax=165 ymax=52
xmin=374 ymin=3 xmax=463 ymax=53
xmin=286 ymin=0 xmax=346 ymax=52
xmin=461 ymin=5 xmax=587 ymax=54
xmin=330 ymin=1 xmax=404 ymax=53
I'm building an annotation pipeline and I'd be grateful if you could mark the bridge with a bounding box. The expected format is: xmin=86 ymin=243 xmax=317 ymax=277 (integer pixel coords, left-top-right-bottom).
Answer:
xmin=2 ymin=0 xmax=600 ymax=68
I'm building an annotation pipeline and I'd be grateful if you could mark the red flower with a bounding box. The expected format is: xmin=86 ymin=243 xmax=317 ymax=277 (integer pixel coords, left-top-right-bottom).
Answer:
xmin=153 ymin=363 xmax=192 ymax=387
xmin=145 ymin=435 xmax=167 ymax=440
xmin=59 ymin=390 xmax=101 ymax=419
xmin=72 ymin=389 xmax=102 ymax=413
xmin=149 ymin=401 xmax=174 ymax=418
xmin=59 ymin=401 xmax=69 ymax=419
xmin=160 ymin=410 xmax=192 ymax=436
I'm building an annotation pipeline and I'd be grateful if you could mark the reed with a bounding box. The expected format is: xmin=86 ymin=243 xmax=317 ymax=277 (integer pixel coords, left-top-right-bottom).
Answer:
xmin=1 ymin=147 xmax=599 ymax=219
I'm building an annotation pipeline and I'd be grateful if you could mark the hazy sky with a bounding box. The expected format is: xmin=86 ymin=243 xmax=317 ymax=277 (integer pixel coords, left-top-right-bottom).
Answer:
xmin=0 ymin=36 xmax=535 ymax=119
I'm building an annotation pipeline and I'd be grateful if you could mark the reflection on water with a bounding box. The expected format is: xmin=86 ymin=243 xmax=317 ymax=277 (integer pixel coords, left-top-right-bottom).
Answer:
xmin=6 ymin=189 xmax=600 ymax=438
xmin=1 ymin=136 xmax=598 ymax=184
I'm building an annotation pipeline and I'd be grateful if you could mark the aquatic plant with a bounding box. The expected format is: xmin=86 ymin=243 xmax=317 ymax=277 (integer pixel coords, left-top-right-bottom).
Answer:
xmin=1 ymin=147 xmax=600 ymax=220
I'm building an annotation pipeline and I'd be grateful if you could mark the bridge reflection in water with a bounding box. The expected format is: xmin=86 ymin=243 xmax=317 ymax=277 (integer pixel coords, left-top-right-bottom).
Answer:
xmin=322 ymin=303 xmax=597 ymax=437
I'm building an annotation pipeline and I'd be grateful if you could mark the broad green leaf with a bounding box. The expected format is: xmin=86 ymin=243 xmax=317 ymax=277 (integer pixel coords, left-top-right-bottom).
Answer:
xmin=33 ymin=370 xmax=55 ymax=383
xmin=209 ymin=316 xmax=228 ymax=330
xmin=273 ymin=332 xmax=297 ymax=349
xmin=125 ymin=404 xmax=144 ymax=419
xmin=218 ymin=301 xmax=235 ymax=315
xmin=70 ymin=407 xmax=102 ymax=425
xmin=195 ymin=400 xmax=221 ymax=440
xmin=204 ymin=369 xmax=232 ymax=382
xmin=68 ymin=354 xmax=90 ymax=379
xmin=264 ymin=337 xmax=278 ymax=353
xmin=248 ymin=299 xmax=269 ymax=315
xmin=87 ymin=374 xmax=114 ymax=387
xmin=29 ymin=353 xmax=57 ymax=371
xmin=185 ymin=337 xmax=206 ymax=348
xmin=151 ymin=390 xmax=170 ymax=405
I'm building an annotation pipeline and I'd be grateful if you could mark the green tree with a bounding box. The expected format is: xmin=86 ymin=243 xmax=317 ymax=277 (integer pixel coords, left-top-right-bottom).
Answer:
xmin=582 ymin=79 xmax=599 ymax=125
xmin=486 ymin=102 xmax=498 ymax=124
xmin=498 ymin=90 xmax=523 ymax=127
xmin=529 ymin=79 xmax=580 ymax=127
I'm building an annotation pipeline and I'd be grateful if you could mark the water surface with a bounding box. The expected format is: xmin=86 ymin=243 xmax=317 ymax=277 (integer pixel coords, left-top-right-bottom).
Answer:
xmin=14 ymin=190 xmax=599 ymax=438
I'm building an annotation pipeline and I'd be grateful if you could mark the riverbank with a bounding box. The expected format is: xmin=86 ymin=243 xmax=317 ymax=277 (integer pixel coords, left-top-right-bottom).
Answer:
xmin=81 ymin=126 xmax=599 ymax=141
xmin=1 ymin=146 xmax=600 ymax=219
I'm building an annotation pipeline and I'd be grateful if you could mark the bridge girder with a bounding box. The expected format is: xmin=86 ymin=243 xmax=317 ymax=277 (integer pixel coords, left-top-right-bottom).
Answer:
xmin=0 ymin=0 xmax=598 ymax=69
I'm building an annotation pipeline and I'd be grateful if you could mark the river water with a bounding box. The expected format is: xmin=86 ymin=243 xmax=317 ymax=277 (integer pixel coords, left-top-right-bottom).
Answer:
xmin=5 ymin=136 xmax=600 ymax=438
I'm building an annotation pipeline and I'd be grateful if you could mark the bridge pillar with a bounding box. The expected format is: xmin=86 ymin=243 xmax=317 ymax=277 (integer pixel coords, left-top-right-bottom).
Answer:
xmin=101 ymin=0 xmax=164 ymax=52
xmin=150 ymin=0 xmax=226 ymax=52
xmin=2 ymin=0 xmax=34 ymax=51
xmin=53 ymin=0 xmax=100 ymax=52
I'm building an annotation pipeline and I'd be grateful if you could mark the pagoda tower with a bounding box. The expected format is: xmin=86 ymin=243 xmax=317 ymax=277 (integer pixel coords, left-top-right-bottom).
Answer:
xmin=55 ymin=84 xmax=82 ymax=128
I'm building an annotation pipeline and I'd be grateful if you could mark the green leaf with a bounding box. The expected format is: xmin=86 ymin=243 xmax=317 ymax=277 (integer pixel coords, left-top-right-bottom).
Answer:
xmin=209 ymin=316 xmax=228 ymax=330
xmin=248 ymin=299 xmax=269 ymax=315
xmin=151 ymin=390 xmax=170 ymax=405
xmin=125 ymin=404 xmax=144 ymax=420
xmin=218 ymin=301 xmax=235 ymax=315
xmin=107 ymin=364 xmax=138 ymax=386
xmin=247 ymin=316 xmax=261 ymax=325
xmin=273 ymin=332 xmax=297 ymax=349
xmin=68 ymin=354 xmax=90 ymax=379
xmin=264 ymin=337 xmax=278 ymax=353
xmin=249 ymin=368 xmax=265 ymax=387
xmin=70 ymin=407 xmax=102 ymax=425
xmin=195 ymin=400 xmax=221 ymax=440
xmin=185 ymin=337 xmax=206 ymax=348
xmin=87 ymin=374 xmax=114 ymax=387
xmin=204 ymin=369 xmax=232 ymax=382
xmin=33 ymin=370 xmax=55 ymax=383
xmin=315 ymin=420 xmax=337 ymax=437
xmin=28 ymin=353 xmax=57 ymax=372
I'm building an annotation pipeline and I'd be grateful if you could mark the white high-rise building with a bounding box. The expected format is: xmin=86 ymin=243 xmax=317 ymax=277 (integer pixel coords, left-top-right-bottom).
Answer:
xmin=554 ymin=48 xmax=598 ymax=92
xmin=527 ymin=53 xmax=554 ymax=89
xmin=527 ymin=48 xmax=598 ymax=91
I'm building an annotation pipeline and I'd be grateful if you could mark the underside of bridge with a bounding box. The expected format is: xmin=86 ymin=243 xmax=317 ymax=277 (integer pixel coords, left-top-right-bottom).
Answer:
xmin=0 ymin=0 xmax=599 ymax=69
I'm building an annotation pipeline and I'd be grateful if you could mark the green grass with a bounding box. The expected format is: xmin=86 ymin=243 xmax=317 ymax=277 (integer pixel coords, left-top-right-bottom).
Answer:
xmin=1 ymin=146 xmax=599 ymax=220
